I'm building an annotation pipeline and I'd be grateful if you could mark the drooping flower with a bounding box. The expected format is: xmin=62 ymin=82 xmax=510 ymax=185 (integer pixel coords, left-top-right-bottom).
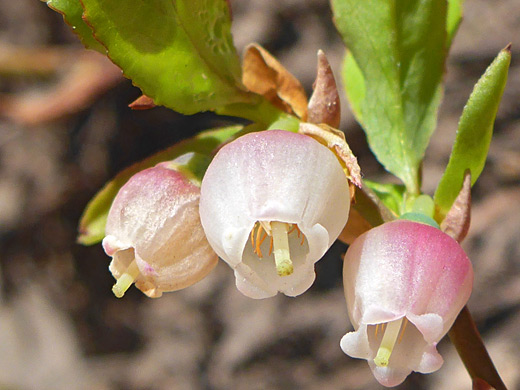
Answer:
xmin=340 ymin=219 xmax=473 ymax=387
xmin=199 ymin=130 xmax=351 ymax=299
xmin=103 ymin=163 xmax=218 ymax=298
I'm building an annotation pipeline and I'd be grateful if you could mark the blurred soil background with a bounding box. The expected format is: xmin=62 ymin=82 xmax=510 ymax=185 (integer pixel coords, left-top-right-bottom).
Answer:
xmin=0 ymin=1 xmax=519 ymax=389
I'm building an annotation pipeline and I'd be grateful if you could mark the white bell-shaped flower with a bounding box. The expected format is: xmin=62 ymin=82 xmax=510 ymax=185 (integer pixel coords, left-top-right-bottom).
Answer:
xmin=199 ymin=130 xmax=350 ymax=298
xmin=340 ymin=220 xmax=474 ymax=387
xmin=103 ymin=163 xmax=217 ymax=298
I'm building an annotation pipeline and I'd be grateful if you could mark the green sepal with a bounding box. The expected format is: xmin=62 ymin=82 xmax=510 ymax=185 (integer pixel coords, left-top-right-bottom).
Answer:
xmin=434 ymin=46 xmax=511 ymax=220
xmin=405 ymin=194 xmax=435 ymax=218
xmin=44 ymin=0 xmax=105 ymax=52
xmin=399 ymin=212 xmax=440 ymax=229
xmin=77 ymin=125 xmax=243 ymax=245
xmin=217 ymin=100 xmax=301 ymax=132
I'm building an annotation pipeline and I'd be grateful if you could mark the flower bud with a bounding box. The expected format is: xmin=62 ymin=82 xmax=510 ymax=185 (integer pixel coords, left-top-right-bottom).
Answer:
xmin=103 ymin=163 xmax=218 ymax=298
xmin=199 ymin=130 xmax=350 ymax=298
xmin=340 ymin=220 xmax=473 ymax=387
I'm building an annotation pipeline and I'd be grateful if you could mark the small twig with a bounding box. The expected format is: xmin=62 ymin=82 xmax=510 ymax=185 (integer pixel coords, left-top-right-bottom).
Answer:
xmin=441 ymin=175 xmax=506 ymax=389
xmin=448 ymin=306 xmax=507 ymax=390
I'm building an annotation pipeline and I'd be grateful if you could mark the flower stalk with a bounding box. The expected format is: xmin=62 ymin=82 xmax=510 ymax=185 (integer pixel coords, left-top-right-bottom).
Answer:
xmin=449 ymin=305 xmax=507 ymax=389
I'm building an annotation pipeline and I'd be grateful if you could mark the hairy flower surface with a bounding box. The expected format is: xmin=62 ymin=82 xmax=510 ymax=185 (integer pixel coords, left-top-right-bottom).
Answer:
xmin=340 ymin=220 xmax=473 ymax=387
xmin=199 ymin=130 xmax=350 ymax=298
xmin=103 ymin=164 xmax=217 ymax=298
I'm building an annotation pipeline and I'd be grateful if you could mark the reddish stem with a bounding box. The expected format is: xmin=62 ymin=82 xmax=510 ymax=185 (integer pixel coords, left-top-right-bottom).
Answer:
xmin=449 ymin=306 xmax=507 ymax=390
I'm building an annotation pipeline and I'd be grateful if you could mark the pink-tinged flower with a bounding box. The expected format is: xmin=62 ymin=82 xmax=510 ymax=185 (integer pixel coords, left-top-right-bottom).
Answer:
xmin=340 ymin=220 xmax=473 ymax=387
xmin=199 ymin=130 xmax=350 ymax=299
xmin=103 ymin=163 xmax=217 ymax=298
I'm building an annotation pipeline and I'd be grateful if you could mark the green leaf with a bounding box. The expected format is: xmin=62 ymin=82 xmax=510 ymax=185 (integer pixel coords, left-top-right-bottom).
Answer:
xmin=78 ymin=125 xmax=244 ymax=245
xmin=447 ymin=0 xmax=465 ymax=49
xmin=352 ymin=183 xmax=397 ymax=228
xmin=363 ymin=180 xmax=406 ymax=216
xmin=342 ymin=52 xmax=365 ymax=122
xmin=434 ymin=46 xmax=511 ymax=220
xmin=44 ymin=0 xmax=104 ymax=52
xmin=81 ymin=0 xmax=253 ymax=114
xmin=332 ymin=0 xmax=448 ymax=194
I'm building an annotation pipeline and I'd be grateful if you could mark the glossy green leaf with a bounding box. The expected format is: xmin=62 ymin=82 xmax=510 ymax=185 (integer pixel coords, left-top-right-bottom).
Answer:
xmin=78 ymin=125 xmax=244 ymax=245
xmin=332 ymin=0 xmax=447 ymax=194
xmin=44 ymin=0 xmax=104 ymax=52
xmin=81 ymin=0 xmax=253 ymax=114
xmin=434 ymin=47 xmax=511 ymax=220
xmin=447 ymin=0 xmax=465 ymax=49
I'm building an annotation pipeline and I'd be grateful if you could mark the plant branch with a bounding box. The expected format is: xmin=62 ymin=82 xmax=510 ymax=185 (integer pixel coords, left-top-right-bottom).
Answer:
xmin=448 ymin=306 xmax=507 ymax=390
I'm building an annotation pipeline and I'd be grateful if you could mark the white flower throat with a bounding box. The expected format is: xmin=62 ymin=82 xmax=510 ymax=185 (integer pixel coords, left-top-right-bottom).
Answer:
xmin=250 ymin=221 xmax=306 ymax=276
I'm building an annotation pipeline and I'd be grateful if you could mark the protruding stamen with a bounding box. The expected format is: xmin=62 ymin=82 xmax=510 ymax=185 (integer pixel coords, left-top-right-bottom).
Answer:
xmin=112 ymin=260 xmax=140 ymax=298
xmin=374 ymin=318 xmax=404 ymax=367
xmin=271 ymin=221 xmax=293 ymax=276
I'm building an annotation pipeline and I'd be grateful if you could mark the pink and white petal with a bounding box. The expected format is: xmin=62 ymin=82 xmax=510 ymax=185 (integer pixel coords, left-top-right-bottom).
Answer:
xmin=234 ymin=265 xmax=279 ymax=299
xmin=200 ymin=130 xmax=350 ymax=298
xmin=340 ymin=325 xmax=371 ymax=360
xmin=102 ymin=234 xmax=132 ymax=257
xmin=200 ymin=130 xmax=349 ymax=264
xmin=415 ymin=344 xmax=444 ymax=374
xmin=407 ymin=313 xmax=444 ymax=344
xmin=108 ymin=247 xmax=136 ymax=281
xmin=369 ymin=362 xmax=412 ymax=388
xmin=106 ymin=167 xmax=200 ymax=251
